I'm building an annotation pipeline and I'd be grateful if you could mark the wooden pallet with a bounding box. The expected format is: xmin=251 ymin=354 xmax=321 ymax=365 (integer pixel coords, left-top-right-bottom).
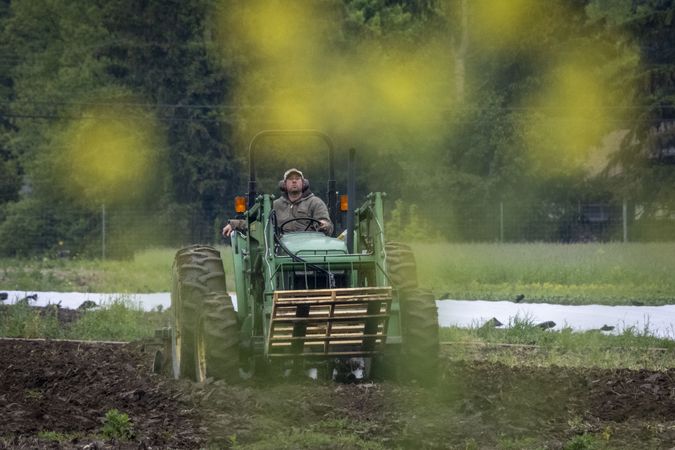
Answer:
xmin=267 ymin=287 xmax=392 ymax=357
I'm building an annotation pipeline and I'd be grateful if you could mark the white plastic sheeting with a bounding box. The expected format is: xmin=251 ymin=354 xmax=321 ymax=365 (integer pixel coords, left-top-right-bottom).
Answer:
xmin=3 ymin=290 xmax=674 ymax=339
xmin=1 ymin=290 xmax=170 ymax=311
xmin=436 ymin=299 xmax=675 ymax=339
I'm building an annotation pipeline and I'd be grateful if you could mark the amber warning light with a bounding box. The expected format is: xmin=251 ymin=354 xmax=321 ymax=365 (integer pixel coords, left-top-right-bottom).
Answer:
xmin=234 ymin=196 xmax=247 ymax=213
xmin=340 ymin=195 xmax=349 ymax=212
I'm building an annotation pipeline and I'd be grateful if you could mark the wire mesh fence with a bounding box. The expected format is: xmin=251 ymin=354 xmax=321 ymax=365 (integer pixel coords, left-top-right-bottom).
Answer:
xmin=0 ymin=198 xmax=673 ymax=259
xmin=384 ymin=200 xmax=675 ymax=244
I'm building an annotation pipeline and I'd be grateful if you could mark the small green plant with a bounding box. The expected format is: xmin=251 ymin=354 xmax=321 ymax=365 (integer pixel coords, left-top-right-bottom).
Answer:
xmin=563 ymin=433 xmax=601 ymax=450
xmin=101 ymin=409 xmax=133 ymax=440
xmin=65 ymin=297 xmax=163 ymax=341
xmin=37 ymin=431 xmax=80 ymax=443
xmin=24 ymin=388 xmax=43 ymax=400
xmin=497 ymin=436 xmax=540 ymax=449
xmin=464 ymin=438 xmax=479 ymax=450
xmin=228 ymin=434 xmax=238 ymax=446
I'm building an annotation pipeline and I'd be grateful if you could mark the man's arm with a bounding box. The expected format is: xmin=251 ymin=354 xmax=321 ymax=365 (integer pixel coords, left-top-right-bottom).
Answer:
xmin=222 ymin=219 xmax=247 ymax=237
xmin=310 ymin=197 xmax=334 ymax=235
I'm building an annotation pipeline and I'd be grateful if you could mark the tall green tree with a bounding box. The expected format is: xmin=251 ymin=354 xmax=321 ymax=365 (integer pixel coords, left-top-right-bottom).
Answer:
xmin=100 ymin=0 xmax=238 ymax=241
xmin=0 ymin=0 xmax=238 ymax=255
xmin=424 ymin=0 xmax=639 ymax=240
xmin=0 ymin=0 xmax=22 ymax=207
xmin=601 ymin=1 xmax=675 ymax=225
xmin=0 ymin=0 xmax=116 ymax=255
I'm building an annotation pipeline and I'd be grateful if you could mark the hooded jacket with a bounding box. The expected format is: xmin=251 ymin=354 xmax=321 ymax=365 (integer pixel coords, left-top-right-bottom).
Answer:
xmin=228 ymin=190 xmax=334 ymax=235
xmin=273 ymin=190 xmax=333 ymax=235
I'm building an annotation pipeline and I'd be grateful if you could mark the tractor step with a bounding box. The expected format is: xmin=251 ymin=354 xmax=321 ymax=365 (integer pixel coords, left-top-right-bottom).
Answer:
xmin=267 ymin=287 xmax=393 ymax=357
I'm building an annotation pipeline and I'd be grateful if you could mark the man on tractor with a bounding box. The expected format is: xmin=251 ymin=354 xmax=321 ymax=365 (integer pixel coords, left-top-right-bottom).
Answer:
xmin=222 ymin=168 xmax=333 ymax=237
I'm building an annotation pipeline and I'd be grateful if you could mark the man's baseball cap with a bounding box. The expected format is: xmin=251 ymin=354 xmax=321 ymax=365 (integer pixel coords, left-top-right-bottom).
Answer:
xmin=283 ymin=168 xmax=304 ymax=180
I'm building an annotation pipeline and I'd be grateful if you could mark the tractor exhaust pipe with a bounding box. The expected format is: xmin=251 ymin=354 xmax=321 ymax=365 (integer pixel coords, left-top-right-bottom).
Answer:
xmin=346 ymin=148 xmax=356 ymax=254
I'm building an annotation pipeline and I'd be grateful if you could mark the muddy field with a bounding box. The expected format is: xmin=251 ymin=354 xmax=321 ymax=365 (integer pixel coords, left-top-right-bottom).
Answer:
xmin=1 ymin=339 xmax=675 ymax=449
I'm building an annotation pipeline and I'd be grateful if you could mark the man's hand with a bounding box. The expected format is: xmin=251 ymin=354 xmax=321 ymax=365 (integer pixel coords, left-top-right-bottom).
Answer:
xmin=318 ymin=220 xmax=330 ymax=232
xmin=222 ymin=223 xmax=234 ymax=237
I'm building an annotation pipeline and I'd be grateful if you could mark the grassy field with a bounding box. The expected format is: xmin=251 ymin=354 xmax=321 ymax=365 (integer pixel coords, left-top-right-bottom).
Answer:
xmin=0 ymin=299 xmax=169 ymax=341
xmin=0 ymin=248 xmax=177 ymax=293
xmin=2 ymin=299 xmax=674 ymax=370
xmin=440 ymin=318 xmax=675 ymax=370
xmin=415 ymin=242 xmax=675 ymax=305
xmin=2 ymin=243 xmax=673 ymax=450
xmin=0 ymin=242 xmax=673 ymax=305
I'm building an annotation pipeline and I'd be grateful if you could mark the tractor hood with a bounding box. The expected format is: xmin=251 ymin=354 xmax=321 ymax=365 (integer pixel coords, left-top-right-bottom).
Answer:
xmin=279 ymin=232 xmax=348 ymax=256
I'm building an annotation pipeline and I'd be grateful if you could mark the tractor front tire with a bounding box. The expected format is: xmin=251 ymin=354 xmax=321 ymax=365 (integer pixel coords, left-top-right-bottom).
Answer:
xmin=195 ymin=293 xmax=239 ymax=383
xmin=170 ymin=264 xmax=194 ymax=379
xmin=385 ymin=242 xmax=418 ymax=291
xmin=400 ymin=288 xmax=439 ymax=384
xmin=170 ymin=245 xmax=228 ymax=380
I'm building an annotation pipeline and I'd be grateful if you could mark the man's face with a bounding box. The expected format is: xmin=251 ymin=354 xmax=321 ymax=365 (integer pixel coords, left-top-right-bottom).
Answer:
xmin=285 ymin=174 xmax=303 ymax=194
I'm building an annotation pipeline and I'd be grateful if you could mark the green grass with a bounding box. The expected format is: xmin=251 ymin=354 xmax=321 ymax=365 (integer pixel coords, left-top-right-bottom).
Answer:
xmin=1 ymin=294 xmax=674 ymax=369
xmin=0 ymin=247 xmax=178 ymax=292
xmin=0 ymin=297 xmax=169 ymax=341
xmin=0 ymin=303 xmax=64 ymax=338
xmin=440 ymin=317 xmax=675 ymax=370
xmin=66 ymin=297 xmax=169 ymax=341
xmin=414 ymin=242 xmax=675 ymax=305
xmin=36 ymin=431 xmax=84 ymax=443
xmin=231 ymin=429 xmax=384 ymax=450
xmin=0 ymin=242 xmax=673 ymax=305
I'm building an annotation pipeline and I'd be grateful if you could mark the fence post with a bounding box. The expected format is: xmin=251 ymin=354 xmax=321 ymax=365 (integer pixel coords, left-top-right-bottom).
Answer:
xmin=622 ymin=199 xmax=628 ymax=243
xmin=500 ymin=201 xmax=504 ymax=243
xmin=102 ymin=203 xmax=106 ymax=260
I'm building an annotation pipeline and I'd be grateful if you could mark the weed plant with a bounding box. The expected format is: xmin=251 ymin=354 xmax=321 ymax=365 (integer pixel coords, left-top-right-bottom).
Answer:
xmin=66 ymin=297 xmax=168 ymax=341
xmin=0 ymin=303 xmax=64 ymax=338
xmin=36 ymin=431 xmax=82 ymax=443
xmin=0 ymin=298 xmax=168 ymax=341
xmin=101 ymin=409 xmax=134 ymax=440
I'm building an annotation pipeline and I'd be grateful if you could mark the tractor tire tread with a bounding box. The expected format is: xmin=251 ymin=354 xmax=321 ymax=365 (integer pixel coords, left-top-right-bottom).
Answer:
xmin=170 ymin=245 xmax=229 ymax=381
xmin=198 ymin=294 xmax=239 ymax=381
xmin=385 ymin=242 xmax=418 ymax=290
xmin=400 ymin=287 xmax=439 ymax=384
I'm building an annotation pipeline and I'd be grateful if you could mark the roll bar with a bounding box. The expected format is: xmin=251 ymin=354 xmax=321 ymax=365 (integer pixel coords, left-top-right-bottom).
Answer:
xmin=247 ymin=130 xmax=338 ymax=232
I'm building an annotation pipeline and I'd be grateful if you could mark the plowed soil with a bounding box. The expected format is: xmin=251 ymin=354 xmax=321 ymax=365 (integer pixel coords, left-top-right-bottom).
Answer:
xmin=1 ymin=339 xmax=674 ymax=449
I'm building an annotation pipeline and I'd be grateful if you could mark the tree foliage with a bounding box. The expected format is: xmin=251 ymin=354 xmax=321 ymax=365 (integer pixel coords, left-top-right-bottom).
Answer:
xmin=0 ymin=0 xmax=672 ymax=255
xmin=0 ymin=0 xmax=237 ymax=256
xmin=602 ymin=0 xmax=675 ymax=214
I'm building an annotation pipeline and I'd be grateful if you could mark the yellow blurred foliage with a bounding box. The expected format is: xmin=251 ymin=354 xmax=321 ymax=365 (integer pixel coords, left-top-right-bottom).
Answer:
xmin=59 ymin=105 xmax=161 ymax=205
xmin=521 ymin=46 xmax=637 ymax=174
xmin=214 ymin=0 xmax=454 ymax=147
xmin=471 ymin=0 xmax=542 ymax=49
xmin=212 ymin=0 xmax=638 ymax=180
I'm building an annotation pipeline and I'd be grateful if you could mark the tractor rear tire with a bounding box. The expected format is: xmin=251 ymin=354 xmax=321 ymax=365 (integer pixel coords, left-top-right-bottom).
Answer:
xmin=385 ymin=242 xmax=418 ymax=290
xmin=171 ymin=264 xmax=196 ymax=380
xmin=400 ymin=288 xmax=439 ymax=384
xmin=170 ymin=245 xmax=228 ymax=380
xmin=195 ymin=293 xmax=239 ymax=383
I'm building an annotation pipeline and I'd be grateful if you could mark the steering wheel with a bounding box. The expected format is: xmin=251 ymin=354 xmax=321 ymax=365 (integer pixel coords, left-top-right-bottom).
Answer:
xmin=278 ymin=217 xmax=322 ymax=233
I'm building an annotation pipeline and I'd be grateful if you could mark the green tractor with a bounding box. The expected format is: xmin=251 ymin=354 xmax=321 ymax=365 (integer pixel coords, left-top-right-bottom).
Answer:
xmin=166 ymin=130 xmax=438 ymax=383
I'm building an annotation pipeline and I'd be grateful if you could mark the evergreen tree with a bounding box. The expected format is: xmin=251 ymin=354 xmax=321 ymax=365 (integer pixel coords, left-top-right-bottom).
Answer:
xmin=100 ymin=0 xmax=238 ymax=242
xmin=0 ymin=0 xmax=21 ymax=206
xmin=604 ymin=1 xmax=675 ymax=226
